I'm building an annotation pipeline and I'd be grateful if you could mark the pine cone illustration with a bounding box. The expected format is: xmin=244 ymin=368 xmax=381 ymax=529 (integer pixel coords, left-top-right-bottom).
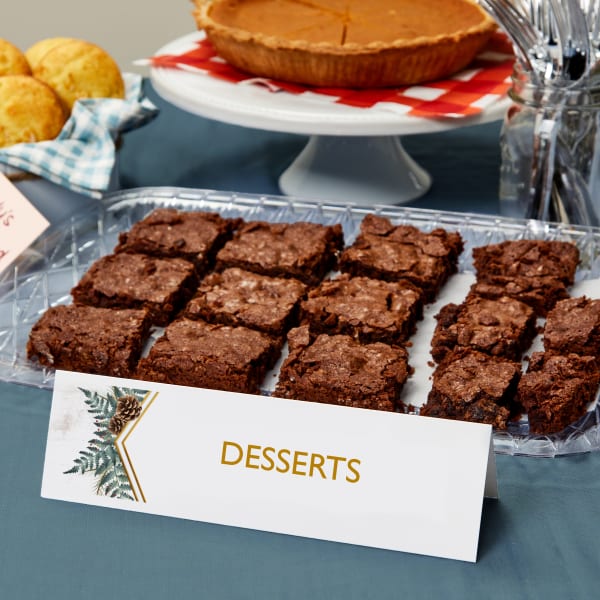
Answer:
xmin=116 ymin=395 xmax=142 ymax=421
xmin=109 ymin=414 xmax=127 ymax=435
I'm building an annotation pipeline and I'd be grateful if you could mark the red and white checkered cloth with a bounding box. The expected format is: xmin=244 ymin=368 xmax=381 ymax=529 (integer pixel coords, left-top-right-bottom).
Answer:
xmin=149 ymin=32 xmax=515 ymax=119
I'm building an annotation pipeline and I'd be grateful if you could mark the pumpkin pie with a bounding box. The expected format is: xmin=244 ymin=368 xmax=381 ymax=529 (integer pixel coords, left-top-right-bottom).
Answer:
xmin=192 ymin=0 xmax=496 ymax=87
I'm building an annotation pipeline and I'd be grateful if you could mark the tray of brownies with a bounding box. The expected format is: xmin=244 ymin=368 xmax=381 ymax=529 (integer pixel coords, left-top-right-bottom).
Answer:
xmin=1 ymin=187 xmax=599 ymax=457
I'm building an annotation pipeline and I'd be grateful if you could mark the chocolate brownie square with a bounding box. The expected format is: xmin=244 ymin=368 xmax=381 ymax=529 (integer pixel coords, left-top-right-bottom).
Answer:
xmin=183 ymin=267 xmax=307 ymax=336
xmin=215 ymin=220 xmax=344 ymax=286
xmin=472 ymin=239 xmax=579 ymax=286
xmin=299 ymin=273 xmax=423 ymax=345
xmin=339 ymin=214 xmax=463 ymax=301
xmin=517 ymin=351 xmax=600 ymax=434
xmin=71 ymin=253 xmax=197 ymax=326
xmin=469 ymin=275 xmax=569 ymax=317
xmin=543 ymin=296 xmax=600 ymax=357
xmin=136 ymin=317 xmax=281 ymax=394
xmin=430 ymin=294 xmax=537 ymax=362
xmin=114 ymin=208 xmax=240 ymax=274
xmin=420 ymin=349 xmax=522 ymax=429
xmin=273 ymin=325 xmax=411 ymax=412
xmin=26 ymin=304 xmax=151 ymax=377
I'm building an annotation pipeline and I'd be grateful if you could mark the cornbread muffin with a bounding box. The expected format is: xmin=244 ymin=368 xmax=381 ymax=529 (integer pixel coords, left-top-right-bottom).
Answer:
xmin=32 ymin=39 xmax=125 ymax=110
xmin=0 ymin=75 xmax=67 ymax=147
xmin=24 ymin=36 xmax=77 ymax=69
xmin=0 ymin=38 xmax=31 ymax=76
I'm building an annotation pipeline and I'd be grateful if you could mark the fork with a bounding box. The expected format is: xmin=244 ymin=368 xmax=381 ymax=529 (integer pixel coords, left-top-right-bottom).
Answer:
xmin=550 ymin=0 xmax=590 ymax=81
xmin=528 ymin=0 xmax=592 ymax=221
xmin=481 ymin=1 xmax=593 ymax=222
xmin=477 ymin=0 xmax=554 ymax=81
xmin=580 ymin=0 xmax=600 ymax=52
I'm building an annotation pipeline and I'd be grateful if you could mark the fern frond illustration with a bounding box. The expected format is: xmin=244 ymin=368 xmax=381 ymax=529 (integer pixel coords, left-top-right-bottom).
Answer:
xmin=64 ymin=385 xmax=149 ymax=501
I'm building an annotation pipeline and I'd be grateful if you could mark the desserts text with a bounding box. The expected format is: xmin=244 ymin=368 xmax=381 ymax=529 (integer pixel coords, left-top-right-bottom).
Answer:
xmin=221 ymin=440 xmax=361 ymax=483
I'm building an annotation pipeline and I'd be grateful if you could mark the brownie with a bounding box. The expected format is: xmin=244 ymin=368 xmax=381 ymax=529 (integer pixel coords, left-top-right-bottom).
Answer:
xmin=543 ymin=296 xmax=600 ymax=357
xmin=135 ymin=317 xmax=282 ymax=394
xmin=26 ymin=304 xmax=151 ymax=377
xmin=71 ymin=253 xmax=197 ymax=326
xmin=430 ymin=294 xmax=537 ymax=362
xmin=114 ymin=208 xmax=240 ymax=274
xmin=517 ymin=351 xmax=600 ymax=434
xmin=339 ymin=214 xmax=463 ymax=301
xmin=299 ymin=273 xmax=423 ymax=345
xmin=273 ymin=325 xmax=411 ymax=412
xmin=420 ymin=349 xmax=522 ymax=429
xmin=472 ymin=239 xmax=579 ymax=286
xmin=183 ymin=267 xmax=307 ymax=336
xmin=215 ymin=220 xmax=344 ymax=286
xmin=469 ymin=275 xmax=569 ymax=317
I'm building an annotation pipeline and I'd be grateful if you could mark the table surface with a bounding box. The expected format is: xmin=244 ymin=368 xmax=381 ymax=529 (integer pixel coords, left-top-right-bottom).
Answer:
xmin=2 ymin=82 xmax=599 ymax=599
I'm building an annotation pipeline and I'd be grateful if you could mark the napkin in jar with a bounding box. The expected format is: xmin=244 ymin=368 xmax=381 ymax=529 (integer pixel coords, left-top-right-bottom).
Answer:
xmin=0 ymin=73 xmax=158 ymax=198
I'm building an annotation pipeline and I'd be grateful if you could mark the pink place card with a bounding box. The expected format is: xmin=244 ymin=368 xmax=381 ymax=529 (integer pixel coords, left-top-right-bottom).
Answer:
xmin=0 ymin=173 xmax=50 ymax=274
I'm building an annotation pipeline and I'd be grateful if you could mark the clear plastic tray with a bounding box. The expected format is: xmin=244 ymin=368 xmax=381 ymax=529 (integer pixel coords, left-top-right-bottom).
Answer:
xmin=1 ymin=186 xmax=599 ymax=457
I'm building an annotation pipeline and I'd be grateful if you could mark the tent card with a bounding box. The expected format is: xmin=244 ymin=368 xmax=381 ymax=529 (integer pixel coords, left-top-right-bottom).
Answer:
xmin=42 ymin=370 xmax=498 ymax=562
xmin=0 ymin=173 xmax=49 ymax=274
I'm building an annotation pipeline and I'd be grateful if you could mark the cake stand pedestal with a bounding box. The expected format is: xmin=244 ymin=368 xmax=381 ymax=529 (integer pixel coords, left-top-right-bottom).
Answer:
xmin=279 ymin=134 xmax=431 ymax=204
xmin=151 ymin=32 xmax=510 ymax=206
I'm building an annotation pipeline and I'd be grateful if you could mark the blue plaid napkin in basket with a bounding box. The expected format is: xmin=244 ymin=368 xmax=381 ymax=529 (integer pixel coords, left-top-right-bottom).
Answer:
xmin=0 ymin=73 xmax=158 ymax=198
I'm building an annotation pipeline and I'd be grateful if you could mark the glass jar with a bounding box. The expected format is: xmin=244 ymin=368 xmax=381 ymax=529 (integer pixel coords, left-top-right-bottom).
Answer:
xmin=499 ymin=65 xmax=600 ymax=226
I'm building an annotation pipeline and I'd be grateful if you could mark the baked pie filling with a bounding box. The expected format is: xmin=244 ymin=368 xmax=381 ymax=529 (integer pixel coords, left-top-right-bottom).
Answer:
xmin=193 ymin=0 xmax=496 ymax=87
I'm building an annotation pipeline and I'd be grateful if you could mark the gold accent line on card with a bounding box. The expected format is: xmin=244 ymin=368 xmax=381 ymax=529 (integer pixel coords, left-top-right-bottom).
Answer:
xmin=114 ymin=436 xmax=139 ymax=502
xmin=121 ymin=391 xmax=160 ymax=503
xmin=122 ymin=443 xmax=143 ymax=503
xmin=114 ymin=391 xmax=154 ymax=502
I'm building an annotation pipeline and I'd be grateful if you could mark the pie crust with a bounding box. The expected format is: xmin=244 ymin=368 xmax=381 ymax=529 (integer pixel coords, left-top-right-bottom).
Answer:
xmin=192 ymin=0 xmax=497 ymax=88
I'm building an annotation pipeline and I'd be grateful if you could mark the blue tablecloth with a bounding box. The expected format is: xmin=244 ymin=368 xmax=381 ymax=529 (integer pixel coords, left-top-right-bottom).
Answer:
xmin=1 ymin=82 xmax=598 ymax=599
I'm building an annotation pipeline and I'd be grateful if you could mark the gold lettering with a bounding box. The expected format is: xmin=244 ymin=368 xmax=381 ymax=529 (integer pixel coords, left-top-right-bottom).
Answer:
xmin=326 ymin=455 xmax=346 ymax=480
xmin=276 ymin=448 xmax=291 ymax=473
xmin=292 ymin=450 xmax=308 ymax=476
xmin=221 ymin=441 xmax=243 ymax=465
xmin=245 ymin=444 xmax=261 ymax=469
xmin=220 ymin=441 xmax=360 ymax=484
xmin=261 ymin=446 xmax=276 ymax=471
xmin=309 ymin=453 xmax=327 ymax=479
xmin=346 ymin=458 xmax=361 ymax=483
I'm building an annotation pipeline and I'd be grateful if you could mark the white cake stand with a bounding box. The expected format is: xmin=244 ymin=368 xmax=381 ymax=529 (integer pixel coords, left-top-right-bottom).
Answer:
xmin=150 ymin=32 xmax=511 ymax=205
